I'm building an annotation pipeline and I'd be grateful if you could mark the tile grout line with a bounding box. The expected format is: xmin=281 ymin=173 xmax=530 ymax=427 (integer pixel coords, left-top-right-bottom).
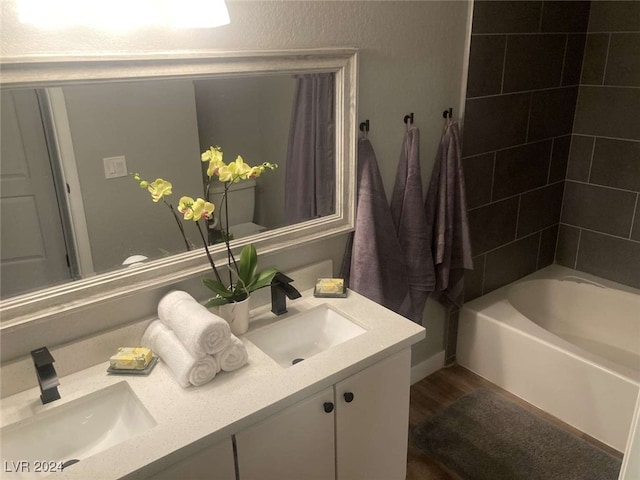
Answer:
xmin=467 ymin=84 xmax=639 ymax=101
xmin=537 ymin=2 xmax=544 ymax=33
xmin=468 ymin=178 xmax=565 ymax=213
xmin=629 ymin=194 xmax=639 ymax=240
xmin=600 ymin=33 xmax=612 ymax=85
xmin=567 ymin=178 xmax=639 ymax=195
xmin=470 ymin=31 xmax=639 ymax=36
xmin=546 ymin=138 xmax=555 ymax=184
xmin=500 ymin=36 xmax=508 ymax=95
xmin=559 ymin=34 xmax=569 ymax=86
xmin=586 ymin=137 xmax=597 ymax=183
xmin=477 ymin=222 xmax=640 ymax=264
xmin=489 ymin=152 xmax=496 ymax=203
xmin=480 ymin=254 xmax=486 ymax=296
xmin=464 ymin=137 xmax=557 ymax=159
xmin=475 ymin=229 xmax=547 ymax=258
xmin=577 ymin=31 xmax=589 ymax=87
xmin=535 ymin=228 xmax=543 ymax=269
xmin=571 ymin=133 xmax=640 ymax=144
xmin=555 ymin=132 xmax=572 ymax=265
xmin=559 ymin=222 xmax=640 ymax=245
xmin=514 ymin=195 xmax=522 ymax=240
xmin=524 ymin=93 xmax=533 ymax=144
xmin=574 ymin=228 xmax=582 ymax=269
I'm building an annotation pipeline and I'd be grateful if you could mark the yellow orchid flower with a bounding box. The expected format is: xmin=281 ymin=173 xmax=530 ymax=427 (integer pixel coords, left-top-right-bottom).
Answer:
xmin=202 ymin=146 xmax=225 ymax=178
xmin=234 ymin=156 xmax=252 ymax=180
xmin=178 ymin=196 xmax=196 ymax=220
xmin=178 ymin=196 xmax=215 ymax=221
xmin=217 ymin=162 xmax=238 ymax=182
xmin=192 ymin=198 xmax=215 ymax=221
xmin=217 ymin=156 xmax=254 ymax=182
xmin=207 ymin=158 xmax=225 ymax=177
xmin=147 ymin=178 xmax=172 ymax=202
xmin=201 ymin=145 xmax=223 ymax=164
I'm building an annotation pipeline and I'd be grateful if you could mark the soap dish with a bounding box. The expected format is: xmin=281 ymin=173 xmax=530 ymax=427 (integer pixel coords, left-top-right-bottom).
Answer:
xmin=107 ymin=355 xmax=159 ymax=376
xmin=314 ymin=278 xmax=347 ymax=298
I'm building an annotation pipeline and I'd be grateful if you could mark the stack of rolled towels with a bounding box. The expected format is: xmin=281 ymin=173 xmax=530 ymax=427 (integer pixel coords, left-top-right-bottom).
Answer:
xmin=141 ymin=290 xmax=248 ymax=388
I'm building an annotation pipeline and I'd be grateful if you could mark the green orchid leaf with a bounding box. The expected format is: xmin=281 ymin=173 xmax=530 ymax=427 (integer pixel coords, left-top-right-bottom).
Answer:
xmin=238 ymin=244 xmax=258 ymax=285
xmin=248 ymin=268 xmax=278 ymax=292
xmin=204 ymin=296 xmax=231 ymax=308
xmin=202 ymin=278 xmax=234 ymax=298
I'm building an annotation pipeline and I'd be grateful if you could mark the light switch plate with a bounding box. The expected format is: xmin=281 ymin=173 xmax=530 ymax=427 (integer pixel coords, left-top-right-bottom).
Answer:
xmin=103 ymin=156 xmax=128 ymax=179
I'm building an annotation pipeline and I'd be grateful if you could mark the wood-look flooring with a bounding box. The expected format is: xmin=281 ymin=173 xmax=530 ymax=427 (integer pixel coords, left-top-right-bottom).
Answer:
xmin=406 ymin=364 xmax=624 ymax=480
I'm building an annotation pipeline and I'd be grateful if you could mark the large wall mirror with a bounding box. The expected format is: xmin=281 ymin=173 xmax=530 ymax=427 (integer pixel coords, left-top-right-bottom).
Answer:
xmin=0 ymin=49 xmax=357 ymax=327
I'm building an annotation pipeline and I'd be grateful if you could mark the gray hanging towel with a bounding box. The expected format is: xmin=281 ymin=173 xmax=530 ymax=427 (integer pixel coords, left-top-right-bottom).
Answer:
xmin=341 ymin=138 xmax=409 ymax=314
xmin=390 ymin=124 xmax=435 ymax=324
xmin=424 ymin=121 xmax=474 ymax=308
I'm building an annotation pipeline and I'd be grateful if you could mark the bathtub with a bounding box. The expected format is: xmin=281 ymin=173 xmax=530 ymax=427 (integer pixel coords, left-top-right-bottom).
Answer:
xmin=457 ymin=264 xmax=640 ymax=452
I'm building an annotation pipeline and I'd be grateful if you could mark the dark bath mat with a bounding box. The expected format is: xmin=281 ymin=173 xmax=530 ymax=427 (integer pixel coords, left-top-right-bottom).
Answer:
xmin=412 ymin=388 xmax=622 ymax=480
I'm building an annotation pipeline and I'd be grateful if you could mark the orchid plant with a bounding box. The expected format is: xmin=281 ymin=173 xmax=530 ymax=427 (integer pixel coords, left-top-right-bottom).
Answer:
xmin=133 ymin=146 xmax=278 ymax=307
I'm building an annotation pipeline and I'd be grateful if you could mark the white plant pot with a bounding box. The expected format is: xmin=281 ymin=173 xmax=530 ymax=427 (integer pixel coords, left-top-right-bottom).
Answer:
xmin=214 ymin=297 xmax=250 ymax=336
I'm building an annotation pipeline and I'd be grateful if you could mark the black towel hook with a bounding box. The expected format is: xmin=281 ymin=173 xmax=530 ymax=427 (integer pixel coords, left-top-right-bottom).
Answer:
xmin=443 ymin=108 xmax=453 ymax=119
xmin=359 ymin=120 xmax=370 ymax=133
xmin=404 ymin=112 xmax=414 ymax=124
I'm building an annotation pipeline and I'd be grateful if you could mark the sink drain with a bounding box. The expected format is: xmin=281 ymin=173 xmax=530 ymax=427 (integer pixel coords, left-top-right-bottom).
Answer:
xmin=291 ymin=358 xmax=304 ymax=365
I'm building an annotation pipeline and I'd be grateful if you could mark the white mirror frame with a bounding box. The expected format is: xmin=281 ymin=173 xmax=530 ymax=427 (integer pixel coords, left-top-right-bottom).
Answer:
xmin=0 ymin=48 xmax=358 ymax=330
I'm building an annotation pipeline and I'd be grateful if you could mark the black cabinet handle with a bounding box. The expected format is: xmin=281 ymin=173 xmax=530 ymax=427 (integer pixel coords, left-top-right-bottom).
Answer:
xmin=323 ymin=402 xmax=334 ymax=413
xmin=344 ymin=392 xmax=354 ymax=403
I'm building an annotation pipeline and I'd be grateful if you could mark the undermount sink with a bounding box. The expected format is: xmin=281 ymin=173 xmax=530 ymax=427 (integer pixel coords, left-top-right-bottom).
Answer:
xmin=1 ymin=381 xmax=156 ymax=479
xmin=248 ymin=304 xmax=366 ymax=368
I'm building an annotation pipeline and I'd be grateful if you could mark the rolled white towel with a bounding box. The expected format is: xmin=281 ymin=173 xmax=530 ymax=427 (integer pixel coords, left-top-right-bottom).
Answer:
xmin=189 ymin=355 xmax=220 ymax=387
xmin=214 ymin=334 xmax=249 ymax=372
xmin=158 ymin=290 xmax=231 ymax=357
xmin=141 ymin=321 xmax=218 ymax=388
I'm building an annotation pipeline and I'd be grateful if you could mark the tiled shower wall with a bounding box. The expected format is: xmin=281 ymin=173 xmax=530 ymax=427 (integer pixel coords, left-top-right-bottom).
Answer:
xmin=462 ymin=0 xmax=591 ymax=300
xmin=556 ymin=1 xmax=640 ymax=289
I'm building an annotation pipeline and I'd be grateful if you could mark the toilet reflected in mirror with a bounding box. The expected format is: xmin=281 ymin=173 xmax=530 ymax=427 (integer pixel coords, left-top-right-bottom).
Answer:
xmin=209 ymin=179 xmax=267 ymax=240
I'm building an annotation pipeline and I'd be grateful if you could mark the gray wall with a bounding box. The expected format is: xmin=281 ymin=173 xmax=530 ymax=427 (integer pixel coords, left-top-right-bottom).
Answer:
xmin=557 ymin=1 xmax=640 ymax=289
xmin=0 ymin=1 xmax=472 ymax=366
xmin=63 ymin=81 xmax=204 ymax=272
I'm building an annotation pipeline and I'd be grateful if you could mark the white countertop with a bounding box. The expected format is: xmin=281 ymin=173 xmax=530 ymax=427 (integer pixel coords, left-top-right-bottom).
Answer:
xmin=0 ymin=289 xmax=425 ymax=480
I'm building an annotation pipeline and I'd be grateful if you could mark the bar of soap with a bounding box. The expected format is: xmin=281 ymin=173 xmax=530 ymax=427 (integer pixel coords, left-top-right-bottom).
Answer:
xmin=314 ymin=278 xmax=347 ymax=298
xmin=109 ymin=347 xmax=153 ymax=370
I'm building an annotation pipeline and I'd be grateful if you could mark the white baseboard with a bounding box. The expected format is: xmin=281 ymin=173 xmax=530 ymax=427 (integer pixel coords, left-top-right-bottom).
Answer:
xmin=410 ymin=350 xmax=445 ymax=385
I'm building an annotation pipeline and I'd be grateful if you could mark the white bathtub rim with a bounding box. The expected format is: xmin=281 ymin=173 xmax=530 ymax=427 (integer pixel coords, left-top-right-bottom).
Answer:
xmin=484 ymin=264 xmax=640 ymax=297
xmin=466 ymin=307 xmax=640 ymax=385
xmin=463 ymin=265 xmax=640 ymax=385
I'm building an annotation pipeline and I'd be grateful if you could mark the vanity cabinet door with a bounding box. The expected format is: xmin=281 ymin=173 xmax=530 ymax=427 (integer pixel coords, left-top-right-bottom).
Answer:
xmin=335 ymin=348 xmax=412 ymax=480
xmin=235 ymin=386 xmax=335 ymax=480
xmin=144 ymin=437 xmax=235 ymax=480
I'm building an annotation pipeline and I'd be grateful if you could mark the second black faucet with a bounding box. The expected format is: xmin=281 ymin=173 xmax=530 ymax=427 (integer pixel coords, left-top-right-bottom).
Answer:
xmin=270 ymin=272 xmax=302 ymax=315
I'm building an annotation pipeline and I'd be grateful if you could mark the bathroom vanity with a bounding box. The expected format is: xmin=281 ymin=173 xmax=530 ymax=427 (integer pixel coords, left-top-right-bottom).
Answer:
xmin=0 ymin=48 xmax=424 ymax=480
xmin=0 ymin=289 xmax=425 ymax=480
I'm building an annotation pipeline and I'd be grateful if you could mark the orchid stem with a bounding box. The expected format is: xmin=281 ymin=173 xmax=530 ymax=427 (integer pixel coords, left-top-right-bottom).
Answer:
xmin=221 ymin=183 xmax=239 ymax=285
xmin=165 ymin=200 xmax=191 ymax=251
xmin=196 ymin=221 xmax=223 ymax=284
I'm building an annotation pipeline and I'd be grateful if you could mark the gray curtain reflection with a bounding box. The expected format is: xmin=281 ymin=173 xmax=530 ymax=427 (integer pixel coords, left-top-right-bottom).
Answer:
xmin=284 ymin=73 xmax=335 ymax=224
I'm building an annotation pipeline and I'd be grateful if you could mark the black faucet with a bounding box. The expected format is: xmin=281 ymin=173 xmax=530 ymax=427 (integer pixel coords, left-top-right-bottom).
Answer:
xmin=270 ymin=272 xmax=302 ymax=315
xmin=30 ymin=347 xmax=60 ymax=404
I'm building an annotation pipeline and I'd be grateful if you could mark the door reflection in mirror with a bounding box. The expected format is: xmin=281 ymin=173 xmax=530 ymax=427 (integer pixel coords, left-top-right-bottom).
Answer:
xmin=0 ymin=90 xmax=72 ymax=298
